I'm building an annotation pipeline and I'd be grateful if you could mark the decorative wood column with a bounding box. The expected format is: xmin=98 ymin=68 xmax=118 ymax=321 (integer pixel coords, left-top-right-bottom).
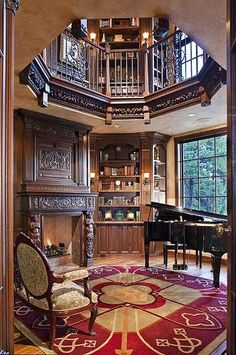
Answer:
xmin=28 ymin=213 xmax=42 ymax=247
xmin=227 ymin=0 xmax=236 ymax=353
xmin=105 ymin=44 xmax=111 ymax=96
xmin=82 ymin=211 xmax=95 ymax=266
xmin=142 ymin=42 xmax=149 ymax=96
xmin=77 ymin=130 xmax=89 ymax=188
xmin=0 ymin=0 xmax=20 ymax=353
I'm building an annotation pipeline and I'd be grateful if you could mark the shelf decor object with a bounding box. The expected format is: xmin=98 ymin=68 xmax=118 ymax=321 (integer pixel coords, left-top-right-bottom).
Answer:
xmin=143 ymin=172 xmax=150 ymax=185
xmin=127 ymin=211 xmax=135 ymax=220
xmin=115 ymin=211 xmax=124 ymax=221
xmin=104 ymin=210 xmax=112 ymax=220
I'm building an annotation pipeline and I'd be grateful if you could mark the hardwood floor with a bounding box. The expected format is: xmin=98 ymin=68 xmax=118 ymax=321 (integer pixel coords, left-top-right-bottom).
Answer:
xmin=14 ymin=252 xmax=227 ymax=354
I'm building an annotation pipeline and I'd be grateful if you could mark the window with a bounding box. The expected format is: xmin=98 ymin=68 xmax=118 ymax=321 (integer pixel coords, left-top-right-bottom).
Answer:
xmin=180 ymin=32 xmax=205 ymax=80
xmin=177 ymin=133 xmax=227 ymax=215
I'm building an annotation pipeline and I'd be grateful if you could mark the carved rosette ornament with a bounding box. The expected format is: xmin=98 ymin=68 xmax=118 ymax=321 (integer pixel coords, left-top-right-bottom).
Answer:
xmin=6 ymin=0 xmax=20 ymax=14
xmin=84 ymin=212 xmax=94 ymax=264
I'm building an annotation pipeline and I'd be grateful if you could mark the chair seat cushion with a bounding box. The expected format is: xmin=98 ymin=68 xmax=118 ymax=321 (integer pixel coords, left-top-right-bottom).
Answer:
xmin=52 ymin=281 xmax=98 ymax=310
xmin=62 ymin=269 xmax=89 ymax=281
xmin=25 ymin=281 xmax=98 ymax=311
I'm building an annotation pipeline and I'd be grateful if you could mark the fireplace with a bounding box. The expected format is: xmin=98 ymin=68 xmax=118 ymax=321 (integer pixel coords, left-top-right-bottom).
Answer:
xmin=42 ymin=215 xmax=72 ymax=258
xmin=14 ymin=109 xmax=97 ymax=266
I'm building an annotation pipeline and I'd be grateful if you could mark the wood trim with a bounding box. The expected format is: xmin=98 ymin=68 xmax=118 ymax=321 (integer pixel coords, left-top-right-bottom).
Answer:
xmin=0 ymin=1 xmax=19 ymax=353
xmin=21 ymin=54 xmax=225 ymax=123
xmin=174 ymin=139 xmax=179 ymax=206
xmin=227 ymin=0 xmax=236 ymax=353
xmin=16 ymin=108 xmax=93 ymax=132
xmin=174 ymin=128 xmax=227 ymax=209
xmin=174 ymin=127 xmax=227 ymax=144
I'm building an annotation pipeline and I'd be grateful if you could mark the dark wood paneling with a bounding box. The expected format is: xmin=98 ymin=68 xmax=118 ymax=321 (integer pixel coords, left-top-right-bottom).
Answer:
xmin=109 ymin=225 xmax=121 ymax=253
xmin=95 ymin=223 xmax=144 ymax=255
xmin=14 ymin=110 xmax=91 ymax=192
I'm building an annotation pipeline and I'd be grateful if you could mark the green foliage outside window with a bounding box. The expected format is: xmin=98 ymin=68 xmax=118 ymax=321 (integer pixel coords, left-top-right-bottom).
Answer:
xmin=178 ymin=134 xmax=227 ymax=215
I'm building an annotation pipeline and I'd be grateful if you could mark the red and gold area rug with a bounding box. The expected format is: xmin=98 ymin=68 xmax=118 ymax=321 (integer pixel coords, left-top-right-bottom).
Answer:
xmin=14 ymin=266 xmax=227 ymax=354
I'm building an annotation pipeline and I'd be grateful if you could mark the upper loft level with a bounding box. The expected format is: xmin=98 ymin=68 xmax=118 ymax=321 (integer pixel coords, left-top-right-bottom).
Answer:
xmin=20 ymin=17 xmax=226 ymax=125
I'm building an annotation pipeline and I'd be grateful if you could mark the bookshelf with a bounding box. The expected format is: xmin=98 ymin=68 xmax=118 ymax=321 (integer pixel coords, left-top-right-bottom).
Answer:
xmin=90 ymin=136 xmax=145 ymax=256
xmin=152 ymin=143 xmax=166 ymax=203
xmin=98 ymin=146 xmax=141 ymax=222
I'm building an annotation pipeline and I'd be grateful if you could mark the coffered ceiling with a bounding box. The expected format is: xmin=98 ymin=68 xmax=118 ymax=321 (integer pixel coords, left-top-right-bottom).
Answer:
xmin=14 ymin=0 xmax=227 ymax=135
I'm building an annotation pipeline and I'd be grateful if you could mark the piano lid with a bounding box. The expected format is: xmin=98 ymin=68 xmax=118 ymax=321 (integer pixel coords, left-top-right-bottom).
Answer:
xmin=147 ymin=201 xmax=227 ymax=223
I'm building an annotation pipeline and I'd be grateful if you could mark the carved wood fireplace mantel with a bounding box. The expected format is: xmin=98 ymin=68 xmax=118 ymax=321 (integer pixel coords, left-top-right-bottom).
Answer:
xmin=14 ymin=109 xmax=97 ymax=266
xmin=19 ymin=192 xmax=97 ymax=266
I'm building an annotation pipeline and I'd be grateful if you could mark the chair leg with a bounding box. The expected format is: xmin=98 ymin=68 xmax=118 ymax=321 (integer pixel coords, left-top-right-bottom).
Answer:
xmin=48 ymin=315 xmax=56 ymax=349
xmin=88 ymin=304 xmax=98 ymax=336
xmin=84 ymin=277 xmax=92 ymax=300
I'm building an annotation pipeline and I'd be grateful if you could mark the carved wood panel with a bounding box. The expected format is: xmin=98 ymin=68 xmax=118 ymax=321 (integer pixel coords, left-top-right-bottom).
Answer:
xmin=36 ymin=137 xmax=74 ymax=182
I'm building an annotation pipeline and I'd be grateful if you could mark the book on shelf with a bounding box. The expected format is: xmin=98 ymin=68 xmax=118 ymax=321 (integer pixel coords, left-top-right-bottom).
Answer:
xmin=100 ymin=19 xmax=112 ymax=28
xmin=99 ymin=196 xmax=105 ymax=205
xmin=101 ymin=180 xmax=112 ymax=190
xmin=128 ymin=165 xmax=135 ymax=175
xmin=110 ymin=181 xmax=115 ymax=190
xmin=104 ymin=166 xmax=112 ymax=176
xmin=111 ymin=167 xmax=118 ymax=176
xmin=131 ymin=17 xmax=139 ymax=27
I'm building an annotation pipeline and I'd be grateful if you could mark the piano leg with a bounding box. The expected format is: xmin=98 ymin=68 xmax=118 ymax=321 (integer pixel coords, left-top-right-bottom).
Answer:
xmin=183 ymin=244 xmax=186 ymax=268
xmin=173 ymin=243 xmax=178 ymax=269
xmin=145 ymin=242 xmax=150 ymax=268
xmin=196 ymin=250 xmax=198 ymax=266
xmin=199 ymin=250 xmax=202 ymax=269
xmin=211 ymin=252 xmax=225 ymax=288
xmin=163 ymin=244 xmax=168 ymax=267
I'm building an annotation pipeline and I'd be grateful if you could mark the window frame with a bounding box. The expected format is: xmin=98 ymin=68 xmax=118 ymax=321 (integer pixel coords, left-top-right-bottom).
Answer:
xmin=179 ymin=34 xmax=207 ymax=80
xmin=174 ymin=128 xmax=227 ymax=215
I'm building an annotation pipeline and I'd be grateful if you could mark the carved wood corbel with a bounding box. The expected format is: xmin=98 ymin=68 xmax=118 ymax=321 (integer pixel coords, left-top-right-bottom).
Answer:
xmin=6 ymin=0 xmax=20 ymax=14
xmin=105 ymin=106 xmax=113 ymax=125
xmin=199 ymin=85 xmax=211 ymax=107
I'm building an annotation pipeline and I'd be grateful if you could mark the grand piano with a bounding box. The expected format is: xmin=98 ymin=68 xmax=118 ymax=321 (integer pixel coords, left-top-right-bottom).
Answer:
xmin=144 ymin=202 xmax=228 ymax=288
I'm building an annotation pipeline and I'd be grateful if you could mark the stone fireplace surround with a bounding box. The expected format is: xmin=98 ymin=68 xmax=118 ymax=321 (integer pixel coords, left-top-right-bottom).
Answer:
xmin=14 ymin=109 xmax=97 ymax=266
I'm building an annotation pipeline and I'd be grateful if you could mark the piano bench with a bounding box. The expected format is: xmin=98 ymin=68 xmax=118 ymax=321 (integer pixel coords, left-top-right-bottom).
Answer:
xmin=163 ymin=243 xmax=201 ymax=268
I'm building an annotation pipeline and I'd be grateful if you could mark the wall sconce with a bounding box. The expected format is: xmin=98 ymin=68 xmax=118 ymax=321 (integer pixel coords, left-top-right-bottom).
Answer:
xmin=90 ymin=32 xmax=97 ymax=42
xmin=143 ymin=32 xmax=149 ymax=43
xmin=90 ymin=172 xmax=95 ymax=188
xmin=143 ymin=172 xmax=150 ymax=185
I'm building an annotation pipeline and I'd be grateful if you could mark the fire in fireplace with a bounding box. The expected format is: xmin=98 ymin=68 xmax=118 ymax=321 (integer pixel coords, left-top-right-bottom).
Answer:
xmin=43 ymin=243 xmax=69 ymax=258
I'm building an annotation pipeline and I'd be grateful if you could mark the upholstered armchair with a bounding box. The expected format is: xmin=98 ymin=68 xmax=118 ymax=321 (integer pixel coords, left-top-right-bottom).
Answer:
xmin=14 ymin=232 xmax=98 ymax=349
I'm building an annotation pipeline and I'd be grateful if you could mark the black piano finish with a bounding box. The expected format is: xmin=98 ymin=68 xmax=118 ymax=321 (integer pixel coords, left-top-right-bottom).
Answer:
xmin=145 ymin=202 xmax=228 ymax=288
xmin=146 ymin=201 xmax=227 ymax=223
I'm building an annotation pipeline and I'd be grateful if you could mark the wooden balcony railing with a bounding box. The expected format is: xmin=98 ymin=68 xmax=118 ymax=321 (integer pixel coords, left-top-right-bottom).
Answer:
xmin=45 ymin=29 xmax=207 ymax=98
xmin=46 ymin=29 xmax=105 ymax=93
xmin=148 ymin=30 xmax=207 ymax=93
